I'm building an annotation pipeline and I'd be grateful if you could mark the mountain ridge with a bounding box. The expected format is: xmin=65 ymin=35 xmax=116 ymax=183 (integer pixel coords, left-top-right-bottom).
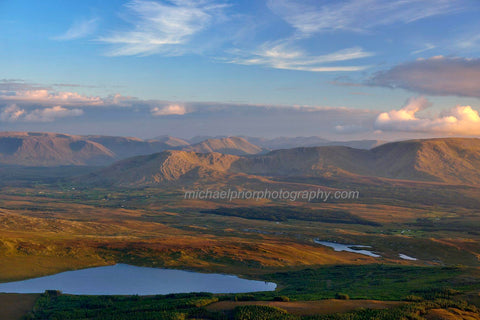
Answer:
xmin=80 ymin=137 xmax=480 ymax=186
xmin=0 ymin=132 xmax=115 ymax=166
xmin=84 ymin=150 xmax=241 ymax=186
xmin=181 ymin=137 xmax=264 ymax=155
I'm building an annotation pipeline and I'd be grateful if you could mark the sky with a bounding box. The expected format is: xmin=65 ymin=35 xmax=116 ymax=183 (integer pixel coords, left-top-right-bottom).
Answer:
xmin=1 ymin=0 xmax=480 ymax=140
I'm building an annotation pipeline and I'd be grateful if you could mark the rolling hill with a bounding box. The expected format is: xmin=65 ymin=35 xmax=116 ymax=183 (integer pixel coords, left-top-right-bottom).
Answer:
xmin=181 ymin=137 xmax=264 ymax=155
xmin=0 ymin=132 xmax=115 ymax=166
xmin=83 ymin=150 xmax=241 ymax=186
xmin=2 ymin=132 xmax=479 ymax=185
xmin=152 ymin=135 xmax=190 ymax=147
xmin=233 ymin=146 xmax=371 ymax=177
xmin=80 ymin=138 xmax=480 ymax=186
xmin=242 ymin=136 xmax=386 ymax=150
xmin=85 ymin=135 xmax=189 ymax=159
xmin=239 ymin=138 xmax=480 ymax=184
xmin=371 ymin=138 xmax=480 ymax=184
xmin=0 ymin=132 xmax=192 ymax=166
xmin=0 ymin=133 xmax=264 ymax=166
xmin=0 ymin=132 xmax=391 ymax=167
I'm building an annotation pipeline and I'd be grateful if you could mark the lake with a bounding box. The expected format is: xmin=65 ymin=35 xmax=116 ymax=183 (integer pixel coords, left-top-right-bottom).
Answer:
xmin=399 ymin=253 xmax=417 ymax=261
xmin=315 ymin=240 xmax=420 ymax=261
xmin=0 ymin=264 xmax=276 ymax=295
xmin=314 ymin=239 xmax=381 ymax=257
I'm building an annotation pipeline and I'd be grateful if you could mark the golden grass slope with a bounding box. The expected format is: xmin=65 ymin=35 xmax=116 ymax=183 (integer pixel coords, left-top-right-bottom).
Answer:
xmin=374 ymin=138 xmax=480 ymax=184
xmin=83 ymin=150 xmax=242 ymax=186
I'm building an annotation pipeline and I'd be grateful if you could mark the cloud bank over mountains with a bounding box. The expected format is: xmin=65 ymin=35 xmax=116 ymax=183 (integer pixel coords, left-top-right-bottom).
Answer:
xmin=1 ymin=79 xmax=479 ymax=138
xmin=0 ymin=105 xmax=84 ymax=123
xmin=375 ymin=97 xmax=480 ymax=135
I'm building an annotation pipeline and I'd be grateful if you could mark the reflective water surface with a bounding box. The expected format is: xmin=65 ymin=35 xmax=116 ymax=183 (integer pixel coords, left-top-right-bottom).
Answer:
xmin=0 ymin=264 xmax=277 ymax=295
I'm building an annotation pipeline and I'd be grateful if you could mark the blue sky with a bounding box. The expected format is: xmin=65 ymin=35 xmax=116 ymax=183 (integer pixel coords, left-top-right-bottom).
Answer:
xmin=1 ymin=0 xmax=480 ymax=139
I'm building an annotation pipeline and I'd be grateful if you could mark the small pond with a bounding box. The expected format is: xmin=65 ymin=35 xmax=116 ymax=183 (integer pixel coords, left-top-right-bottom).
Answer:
xmin=314 ymin=239 xmax=381 ymax=257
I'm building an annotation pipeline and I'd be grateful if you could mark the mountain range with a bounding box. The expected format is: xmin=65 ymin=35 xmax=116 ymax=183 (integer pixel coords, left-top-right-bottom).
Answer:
xmin=242 ymin=136 xmax=386 ymax=150
xmin=191 ymin=135 xmax=386 ymax=150
xmin=1 ymin=132 xmax=478 ymax=186
xmin=81 ymin=138 xmax=480 ymax=187
xmin=0 ymin=132 xmax=385 ymax=166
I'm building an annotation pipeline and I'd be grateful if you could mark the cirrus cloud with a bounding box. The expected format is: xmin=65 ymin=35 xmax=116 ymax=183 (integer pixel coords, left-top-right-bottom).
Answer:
xmin=98 ymin=0 xmax=228 ymax=56
xmin=266 ymin=0 xmax=468 ymax=36
xmin=227 ymin=43 xmax=373 ymax=72
xmin=54 ymin=17 xmax=99 ymax=40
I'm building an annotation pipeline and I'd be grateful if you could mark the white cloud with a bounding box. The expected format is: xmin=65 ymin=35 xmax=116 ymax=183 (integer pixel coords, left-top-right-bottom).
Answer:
xmin=0 ymin=105 xmax=83 ymax=122
xmin=151 ymin=104 xmax=187 ymax=116
xmin=24 ymin=106 xmax=84 ymax=122
xmin=375 ymin=97 xmax=480 ymax=135
xmin=98 ymin=0 xmax=227 ymax=56
xmin=0 ymin=104 xmax=25 ymax=122
xmin=376 ymin=96 xmax=431 ymax=122
xmin=0 ymin=88 xmax=103 ymax=106
xmin=227 ymin=43 xmax=373 ymax=72
xmin=54 ymin=17 xmax=99 ymax=40
xmin=267 ymin=0 xmax=468 ymax=35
